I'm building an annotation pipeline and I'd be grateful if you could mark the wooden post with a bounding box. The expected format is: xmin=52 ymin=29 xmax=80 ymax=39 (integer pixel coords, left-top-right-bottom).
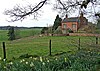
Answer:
xmin=78 ymin=38 xmax=80 ymax=50
xmin=2 ymin=42 xmax=6 ymax=59
xmin=96 ymin=37 xmax=98 ymax=44
xmin=49 ymin=39 xmax=52 ymax=56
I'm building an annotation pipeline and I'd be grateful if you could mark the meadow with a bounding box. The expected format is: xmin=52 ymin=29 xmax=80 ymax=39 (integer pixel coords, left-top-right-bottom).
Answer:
xmin=0 ymin=29 xmax=100 ymax=71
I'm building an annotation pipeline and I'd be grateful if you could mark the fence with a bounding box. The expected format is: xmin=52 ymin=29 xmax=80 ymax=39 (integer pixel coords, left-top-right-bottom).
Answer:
xmin=0 ymin=36 xmax=100 ymax=60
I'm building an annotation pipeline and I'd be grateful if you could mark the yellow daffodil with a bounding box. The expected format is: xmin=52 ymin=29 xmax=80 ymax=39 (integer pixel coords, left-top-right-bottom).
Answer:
xmin=9 ymin=62 xmax=13 ymax=65
xmin=65 ymin=58 xmax=67 ymax=62
xmin=47 ymin=60 xmax=50 ymax=62
xmin=40 ymin=57 xmax=43 ymax=62
xmin=0 ymin=57 xmax=2 ymax=60
xmin=26 ymin=62 xmax=28 ymax=64
xmin=30 ymin=62 xmax=34 ymax=67
xmin=42 ymin=62 xmax=45 ymax=65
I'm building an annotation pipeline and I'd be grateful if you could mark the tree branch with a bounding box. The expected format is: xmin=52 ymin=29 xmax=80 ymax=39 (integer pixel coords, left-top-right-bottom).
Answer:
xmin=4 ymin=0 xmax=48 ymax=22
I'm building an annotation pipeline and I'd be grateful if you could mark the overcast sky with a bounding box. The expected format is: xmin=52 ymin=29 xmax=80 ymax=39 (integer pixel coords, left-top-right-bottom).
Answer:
xmin=0 ymin=0 xmax=58 ymax=27
xmin=0 ymin=0 xmax=99 ymax=27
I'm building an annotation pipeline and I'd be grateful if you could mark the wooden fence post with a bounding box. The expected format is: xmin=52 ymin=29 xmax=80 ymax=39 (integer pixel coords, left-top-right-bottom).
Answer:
xmin=96 ymin=37 xmax=98 ymax=44
xmin=49 ymin=39 xmax=52 ymax=56
xmin=2 ymin=42 xmax=6 ymax=59
xmin=78 ymin=38 xmax=80 ymax=50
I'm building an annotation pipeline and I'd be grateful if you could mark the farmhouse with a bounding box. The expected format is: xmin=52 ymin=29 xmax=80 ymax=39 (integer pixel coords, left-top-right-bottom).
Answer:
xmin=61 ymin=13 xmax=88 ymax=34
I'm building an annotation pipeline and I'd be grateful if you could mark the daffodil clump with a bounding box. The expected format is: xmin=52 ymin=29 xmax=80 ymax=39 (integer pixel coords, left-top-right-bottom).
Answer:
xmin=0 ymin=50 xmax=99 ymax=71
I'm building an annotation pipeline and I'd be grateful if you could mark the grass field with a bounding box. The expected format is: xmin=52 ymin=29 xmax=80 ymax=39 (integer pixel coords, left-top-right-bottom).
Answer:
xmin=0 ymin=28 xmax=42 ymax=42
xmin=0 ymin=35 xmax=100 ymax=59
xmin=0 ymin=29 xmax=100 ymax=71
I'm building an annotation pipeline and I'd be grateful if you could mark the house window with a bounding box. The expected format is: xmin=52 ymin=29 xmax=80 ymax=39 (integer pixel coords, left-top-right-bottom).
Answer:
xmin=63 ymin=24 xmax=67 ymax=29
xmin=72 ymin=24 xmax=76 ymax=29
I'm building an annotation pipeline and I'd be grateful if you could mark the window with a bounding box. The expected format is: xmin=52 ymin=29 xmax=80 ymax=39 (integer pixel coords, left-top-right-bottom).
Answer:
xmin=63 ymin=24 xmax=67 ymax=29
xmin=72 ymin=24 xmax=76 ymax=29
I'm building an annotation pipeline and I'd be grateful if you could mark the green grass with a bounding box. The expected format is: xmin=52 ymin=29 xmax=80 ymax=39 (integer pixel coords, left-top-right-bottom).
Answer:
xmin=0 ymin=50 xmax=99 ymax=71
xmin=0 ymin=30 xmax=100 ymax=71
xmin=0 ymin=35 xmax=99 ymax=60
xmin=0 ymin=30 xmax=8 ymax=41
xmin=0 ymin=28 xmax=42 ymax=41
xmin=18 ymin=28 xmax=42 ymax=38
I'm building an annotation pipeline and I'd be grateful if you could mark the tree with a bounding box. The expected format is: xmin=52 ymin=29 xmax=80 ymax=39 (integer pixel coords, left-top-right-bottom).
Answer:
xmin=52 ymin=15 xmax=62 ymax=32
xmin=41 ymin=27 xmax=48 ymax=34
xmin=4 ymin=0 xmax=100 ymax=22
xmin=7 ymin=26 xmax=15 ymax=41
xmin=97 ymin=19 xmax=100 ymax=29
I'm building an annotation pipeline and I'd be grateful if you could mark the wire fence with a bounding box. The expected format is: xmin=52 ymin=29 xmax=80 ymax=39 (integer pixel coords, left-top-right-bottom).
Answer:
xmin=0 ymin=36 xmax=100 ymax=59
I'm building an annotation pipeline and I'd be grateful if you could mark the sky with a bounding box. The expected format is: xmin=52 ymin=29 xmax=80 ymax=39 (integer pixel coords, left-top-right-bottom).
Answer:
xmin=0 ymin=0 xmax=58 ymax=27
xmin=0 ymin=0 xmax=99 ymax=27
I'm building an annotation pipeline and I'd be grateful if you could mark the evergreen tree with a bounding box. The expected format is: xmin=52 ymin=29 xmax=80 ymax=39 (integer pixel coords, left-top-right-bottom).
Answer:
xmin=52 ymin=15 xmax=62 ymax=32
xmin=7 ymin=26 xmax=15 ymax=41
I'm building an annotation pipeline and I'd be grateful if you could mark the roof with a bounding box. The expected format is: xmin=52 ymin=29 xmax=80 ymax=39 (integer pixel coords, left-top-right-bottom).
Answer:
xmin=62 ymin=17 xmax=80 ymax=23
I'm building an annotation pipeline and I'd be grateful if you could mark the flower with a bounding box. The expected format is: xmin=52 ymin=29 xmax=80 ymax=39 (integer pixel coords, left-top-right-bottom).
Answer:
xmin=0 ymin=57 xmax=2 ymax=60
xmin=29 ymin=57 xmax=32 ymax=59
xmin=55 ymin=58 xmax=57 ymax=60
xmin=9 ymin=62 xmax=13 ymax=65
xmin=20 ymin=60 xmax=22 ymax=63
xmin=3 ymin=59 xmax=6 ymax=62
xmin=40 ymin=57 xmax=42 ymax=61
xmin=47 ymin=60 xmax=50 ymax=63
xmin=30 ymin=62 xmax=34 ymax=67
xmin=26 ymin=62 xmax=28 ymax=64
xmin=33 ymin=58 xmax=37 ymax=60
xmin=22 ymin=59 xmax=25 ymax=62
xmin=42 ymin=62 xmax=45 ymax=65
xmin=65 ymin=58 xmax=67 ymax=62
xmin=4 ymin=66 xmax=6 ymax=69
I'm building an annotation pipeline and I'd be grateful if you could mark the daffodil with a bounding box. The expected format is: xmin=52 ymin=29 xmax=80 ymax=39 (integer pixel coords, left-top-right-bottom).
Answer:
xmin=33 ymin=58 xmax=37 ymax=60
xmin=40 ymin=57 xmax=43 ymax=62
xmin=22 ymin=59 xmax=25 ymax=62
xmin=47 ymin=60 xmax=50 ymax=63
xmin=20 ymin=60 xmax=23 ymax=63
xmin=29 ymin=57 xmax=32 ymax=59
xmin=42 ymin=62 xmax=45 ymax=65
xmin=0 ymin=57 xmax=2 ymax=60
xmin=65 ymin=58 xmax=67 ymax=62
xmin=4 ymin=66 xmax=6 ymax=69
xmin=55 ymin=58 xmax=57 ymax=60
xmin=30 ymin=62 xmax=34 ymax=67
xmin=9 ymin=62 xmax=13 ymax=65
xmin=26 ymin=62 xmax=28 ymax=64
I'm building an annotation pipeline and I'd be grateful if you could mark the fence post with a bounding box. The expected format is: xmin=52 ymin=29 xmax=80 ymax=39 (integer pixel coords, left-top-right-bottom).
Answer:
xmin=2 ymin=42 xmax=6 ymax=59
xmin=96 ymin=37 xmax=98 ymax=44
xmin=49 ymin=39 xmax=52 ymax=56
xmin=78 ymin=38 xmax=80 ymax=50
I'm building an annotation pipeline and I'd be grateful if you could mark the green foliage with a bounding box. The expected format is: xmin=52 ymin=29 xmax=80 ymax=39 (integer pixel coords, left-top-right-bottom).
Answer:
xmin=54 ymin=26 xmax=62 ymax=34
xmin=0 ymin=50 xmax=99 ymax=71
xmin=52 ymin=15 xmax=62 ymax=32
xmin=41 ymin=27 xmax=48 ymax=34
xmin=97 ymin=19 xmax=100 ymax=29
xmin=7 ymin=26 xmax=15 ymax=41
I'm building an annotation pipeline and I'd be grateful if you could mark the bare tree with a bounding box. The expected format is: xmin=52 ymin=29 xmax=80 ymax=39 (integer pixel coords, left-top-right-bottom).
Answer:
xmin=54 ymin=0 xmax=100 ymax=18
xmin=4 ymin=0 xmax=100 ymax=22
xmin=4 ymin=0 xmax=48 ymax=22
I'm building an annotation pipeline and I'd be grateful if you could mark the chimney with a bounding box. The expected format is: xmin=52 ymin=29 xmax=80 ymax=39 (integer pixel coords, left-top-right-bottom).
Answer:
xmin=80 ymin=12 xmax=84 ymax=17
xmin=66 ymin=14 xmax=68 ymax=19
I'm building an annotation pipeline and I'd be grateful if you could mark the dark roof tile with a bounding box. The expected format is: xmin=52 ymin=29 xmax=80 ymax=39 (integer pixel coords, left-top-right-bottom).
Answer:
xmin=62 ymin=17 xmax=80 ymax=23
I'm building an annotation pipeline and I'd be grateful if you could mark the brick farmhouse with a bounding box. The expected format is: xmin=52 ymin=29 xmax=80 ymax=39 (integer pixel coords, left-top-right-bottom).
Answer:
xmin=61 ymin=13 xmax=88 ymax=34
